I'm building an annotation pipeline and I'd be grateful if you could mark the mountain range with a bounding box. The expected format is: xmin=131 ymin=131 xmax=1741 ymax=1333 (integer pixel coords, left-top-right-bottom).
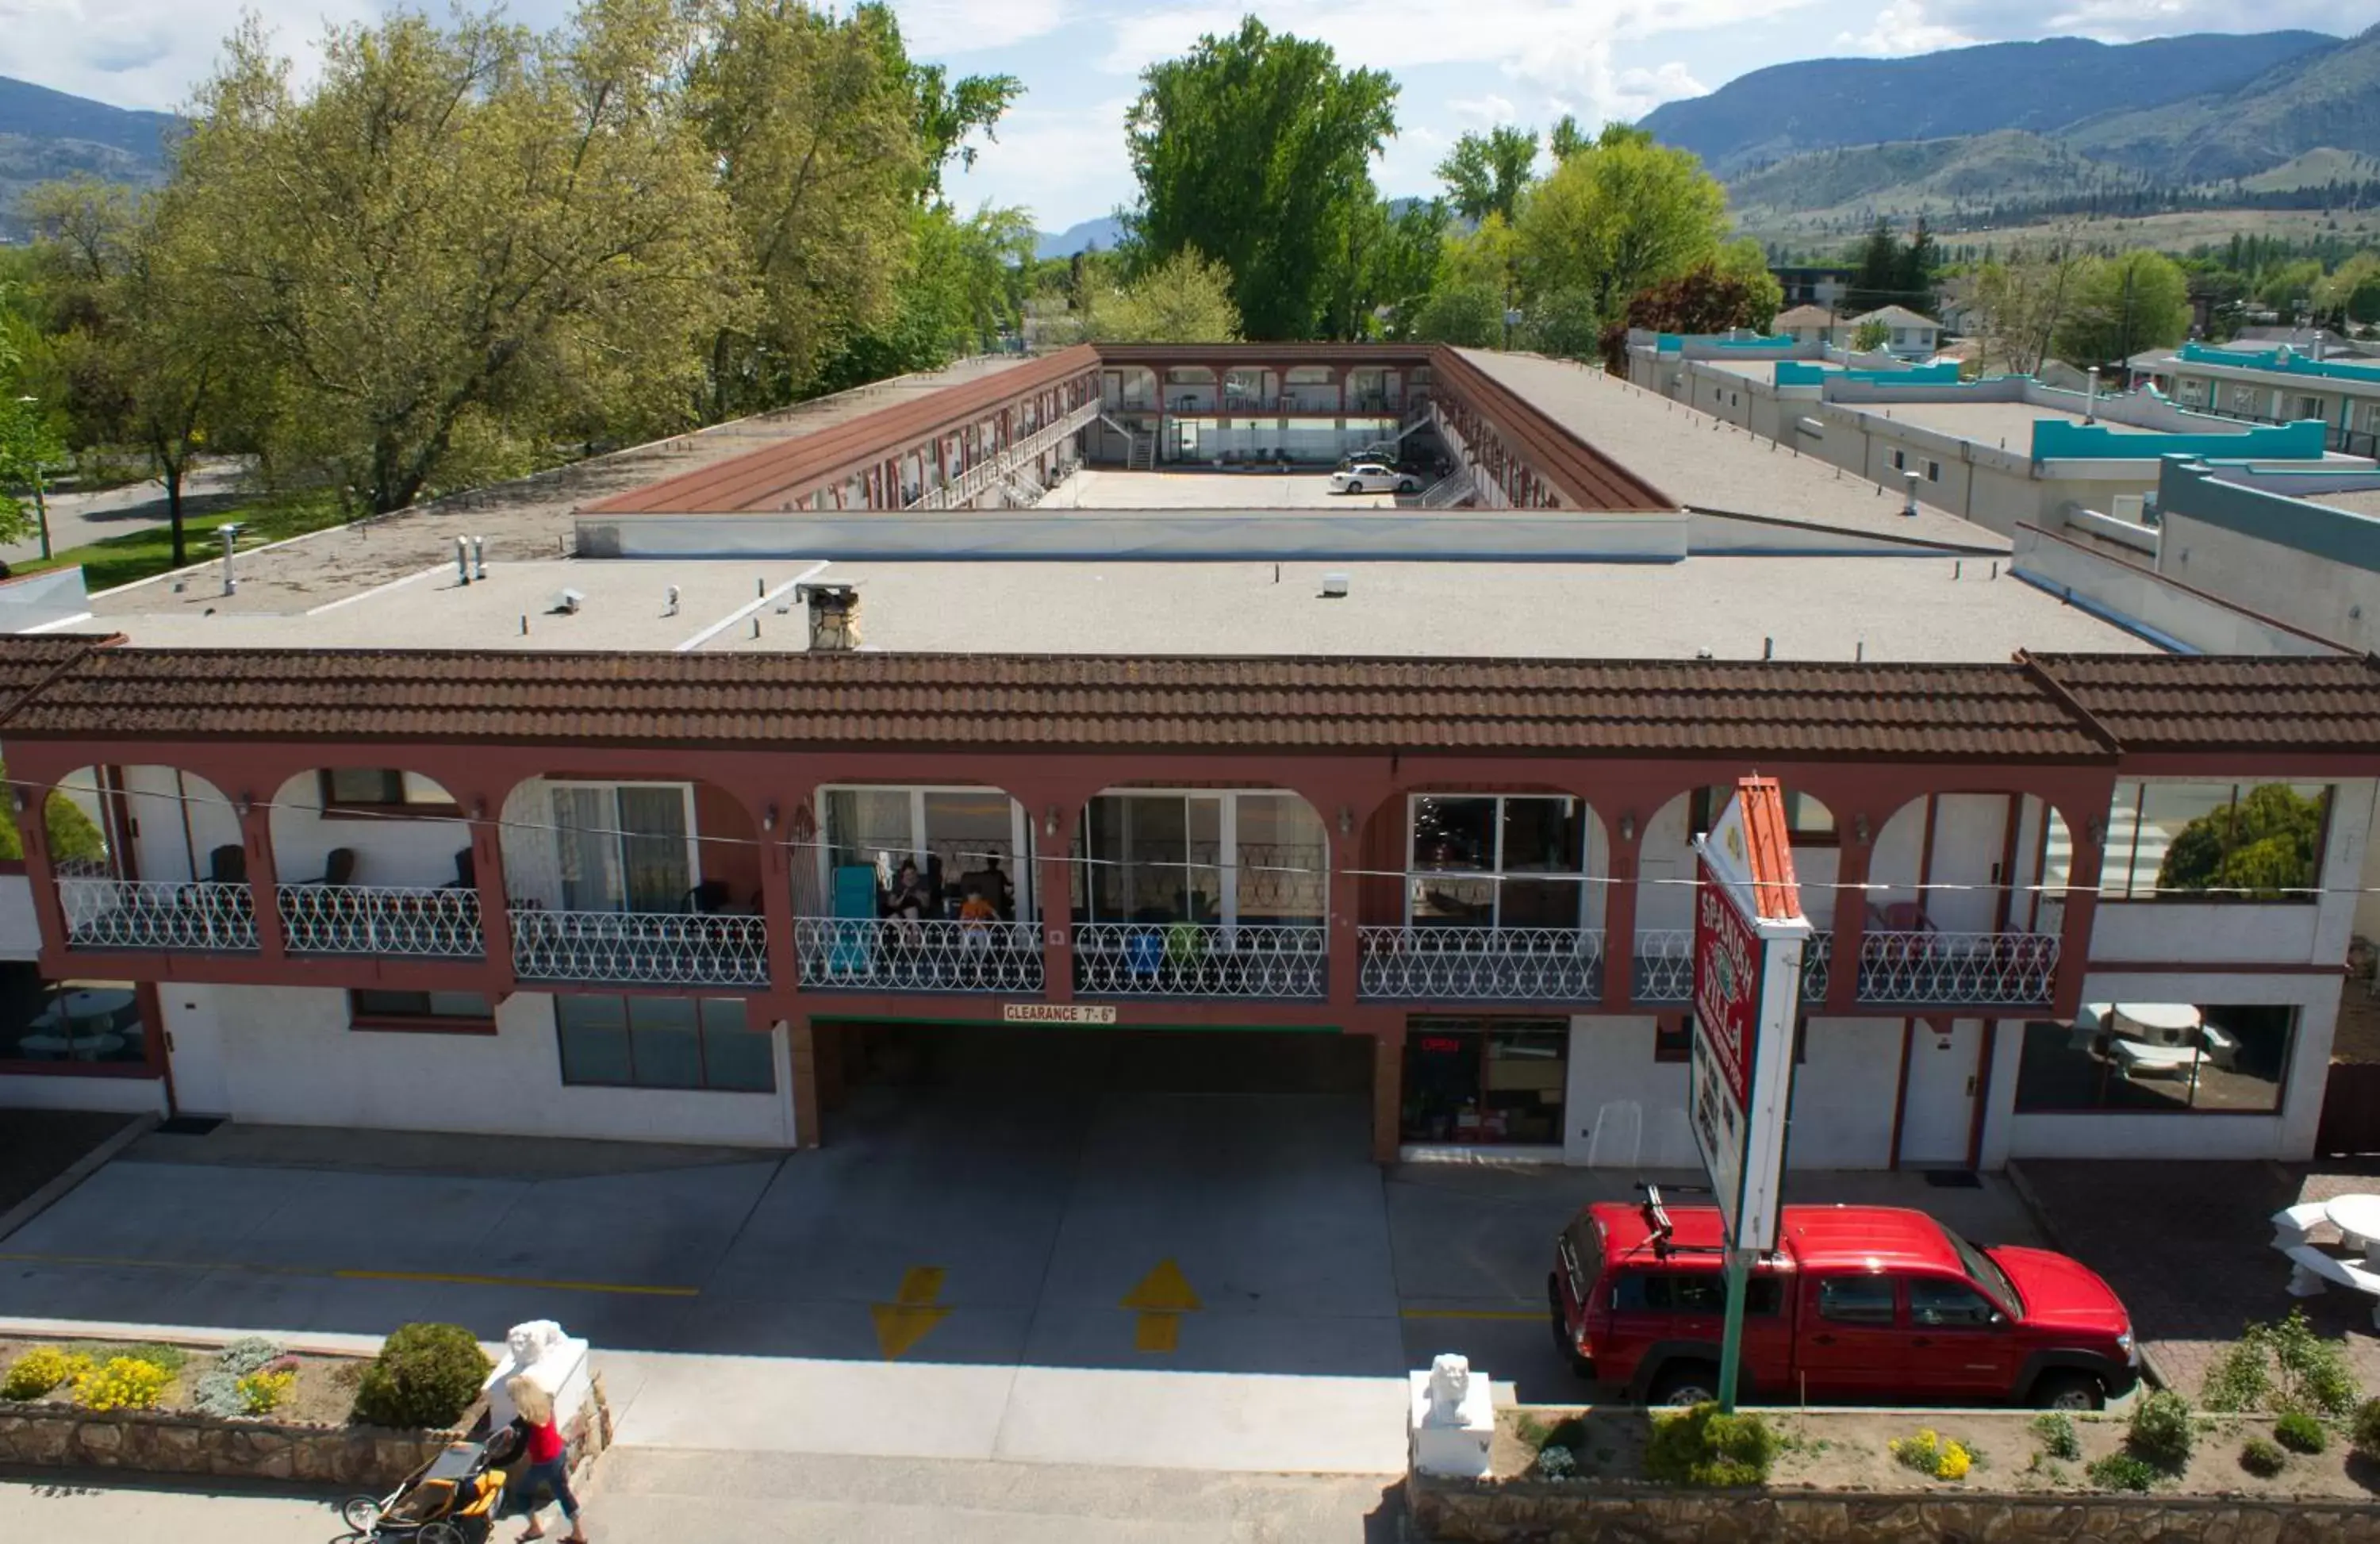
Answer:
xmin=0 ymin=75 xmax=175 ymax=238
xmin=1643 ymin=27 xmax=2380 ymax=237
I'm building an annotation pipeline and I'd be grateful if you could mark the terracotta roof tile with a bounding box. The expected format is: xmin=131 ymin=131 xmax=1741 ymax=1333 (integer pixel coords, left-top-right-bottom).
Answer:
xmin=2028 ymin=653 xmax=2380 ymax=752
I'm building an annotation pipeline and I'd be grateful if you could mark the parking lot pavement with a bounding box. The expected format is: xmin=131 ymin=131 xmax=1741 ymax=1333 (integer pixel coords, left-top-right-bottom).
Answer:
xmin=0 ymin=1099 xmax=2052 ymax=1473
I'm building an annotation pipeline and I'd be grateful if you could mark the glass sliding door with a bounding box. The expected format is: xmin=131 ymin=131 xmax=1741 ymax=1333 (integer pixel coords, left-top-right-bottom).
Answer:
xmin=550 ymin=784 xmax=693 ymax=912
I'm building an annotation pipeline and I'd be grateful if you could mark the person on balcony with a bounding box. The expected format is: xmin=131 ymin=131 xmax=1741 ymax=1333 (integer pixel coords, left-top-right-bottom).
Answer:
xmin=885 ymin=860 xmax=932 ymax=920
xmin=958 ymin=889 xmax=999 ymax=951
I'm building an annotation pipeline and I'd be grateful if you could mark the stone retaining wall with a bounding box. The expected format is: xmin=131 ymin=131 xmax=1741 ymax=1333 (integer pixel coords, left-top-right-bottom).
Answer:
xmin=0 ymin=1398 xmax=474 ymax=1490
xmin=1409 ymin=1474 xmax=2380 ymax=1543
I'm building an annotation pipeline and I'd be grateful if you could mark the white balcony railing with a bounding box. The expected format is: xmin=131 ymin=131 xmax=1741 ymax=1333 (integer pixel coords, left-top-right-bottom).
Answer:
xmin=796 ymin=917 xmax=1042 ymax=993
xmin=1073 ymin=921 xmax=1325 ymax=998
xmin=277 ymin=885 xmax=483 ymax=958
xmin=1357 ymin=926 xmax=1603 ymax=1001
xmin=1856 ymin=930 xmax=2058 ymax=1006
xmin=1633 ymin=929 xmax=1833 ymax=1004
xmin=512 ymin=908 xmax=770 ymax=988
xmin=60 ymin=878 xmax=258 ymax=951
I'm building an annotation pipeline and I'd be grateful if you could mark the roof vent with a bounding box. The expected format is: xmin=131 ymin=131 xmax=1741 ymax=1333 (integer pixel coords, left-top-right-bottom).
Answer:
xmin=1319 ymin=572 xmax=1350 ymax=598
xmin=551 ymin=589 xmax=585 ymax=615
xmin=797 ymin=582 xmax=862 ymax=651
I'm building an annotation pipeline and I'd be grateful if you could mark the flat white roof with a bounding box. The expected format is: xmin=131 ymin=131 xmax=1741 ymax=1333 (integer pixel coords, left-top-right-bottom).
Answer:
xmin=97 ymin=554 xmax=2153 ymax=663
xmin=1459 ymin=349 xmax=2005 ymax=549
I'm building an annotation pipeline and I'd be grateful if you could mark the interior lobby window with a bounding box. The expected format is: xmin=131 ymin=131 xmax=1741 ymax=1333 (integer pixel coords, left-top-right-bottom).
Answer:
xmin=1400 ymin=1016 xmax=1569 ymax=1145
xmin=1407 ymin=794 xmax=1586 ymax=928
xmin=2099 ymin=782 xmax=2329 ymax=901
xmin=0 ymin=965 xmax=148 ymax=1068
xmin=2015 ymin=1003 xmax=2294 ymax=1114
xmin=1076 ymin=792 xmax=1322 ymax=927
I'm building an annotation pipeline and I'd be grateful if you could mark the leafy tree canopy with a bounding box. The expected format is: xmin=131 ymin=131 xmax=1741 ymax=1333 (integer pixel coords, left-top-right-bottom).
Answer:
xmin=2156 ymin=784 xmax=2326 ymax=901
xmin=1084 ymin=247 xmax=1242 ymax=343
xmin=1515 ymin=122 xmax=1727 ymax=325
xmin=1437 ymin=125 xmax=1536 ymax=225
xmin=2052 ymin=248 xmax=2193 ymax=367
xmin=1124 ymin=16 xmax=1397 ymax=340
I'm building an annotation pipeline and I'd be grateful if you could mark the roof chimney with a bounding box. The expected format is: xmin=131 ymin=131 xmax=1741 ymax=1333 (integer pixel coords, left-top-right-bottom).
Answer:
xmin=2084 ymin=366 xmax=2100 ymax=424
xmin=456 ymin=536 xmax=471 ymax=586
xmin=1902 ymin=470 xmax=1921 ymax=518
xmin=218 ymin=523 xmax=244 ymax=596
xmin=799 ymin=583 xmax=862 ymax=651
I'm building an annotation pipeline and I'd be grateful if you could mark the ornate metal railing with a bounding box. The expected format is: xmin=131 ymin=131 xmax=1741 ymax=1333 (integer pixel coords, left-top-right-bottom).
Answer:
xmin=914 ymin=399 xmax=1100 ymax=509
xmin=1357 ymin=926 xmax=1603 ymax=1001
xmin=512 ymin=908 xmax=770 ymax=988
xmin=60 ymin=878 xmax=258 ymax=951
xmin=795 ymin=917 xmax=1042 ymax=994
xmin=1856 ymin=930 xmax=2058 ymax=1006
xmin=277 ymin=885 xmax=483 ymax=958
xmin=1633 ymin=928 xmax=1833 ymax=1004
xmin=1073 ymin=920 xmax=1326 ymax=999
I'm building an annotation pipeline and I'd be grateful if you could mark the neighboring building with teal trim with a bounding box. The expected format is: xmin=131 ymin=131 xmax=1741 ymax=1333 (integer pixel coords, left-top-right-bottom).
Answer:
xmin=2134 ymin=341 xmax=2380 ymax=459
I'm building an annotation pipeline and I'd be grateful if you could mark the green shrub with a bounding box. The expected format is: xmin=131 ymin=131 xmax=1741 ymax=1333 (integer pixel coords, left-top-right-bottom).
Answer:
xmin=2274 ymin=1410 xmax=2328 ymax=1454
xmin=2086 ymin=1452 xmax=2160 ymax=1492
xmin=215 ymin=1337 xmax=285 ymax=1378
xmin=350 ymin=1323 xmax=489 ymax=1431
xmin=2 ymin=1346 xmax=91 ymax=1401
xmin=2354 ymin=1397 xmax=2380 ymax=1458
xmin=2030 ymin=1411 xmax=2081 ymax=1461
xmin=1644 ymin=1402 xmax=1779 ymax=1487
xmin=1889 ymin=1427 xmax=1975 ymax=1481
xmin=2240 ymin=1437 xmax=2287 ymax=1478
xmin=237 ymin=1369 xmax=296 ymax=1416
xmin=1535 ymin=1444 xmax=1577 ymax=1480
xmin=75 ymin=1357 xmax=171 ymax=1411
xmin=2202 ymin=1310 xmax=2359 ymax=1419
xmin=2128 ymin=1390 xmax=2194 ymax=1472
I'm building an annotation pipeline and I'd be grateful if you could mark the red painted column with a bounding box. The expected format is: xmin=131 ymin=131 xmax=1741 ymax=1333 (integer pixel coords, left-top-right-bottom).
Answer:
xmin=464 ymin=793 xmax=516 ymax=989
xmin=1826 ymin=828 xmax=1872 ymax=1013
xmin=1603 ymin=816 xmax=1643 ymax=1012
xmin=2050 ymin=807 xmax=2106 ymax=1022
xmin=239 ymin=801 xmax=287 ymax=962
xmin=12 ymin=773 xmax=72 ymax=969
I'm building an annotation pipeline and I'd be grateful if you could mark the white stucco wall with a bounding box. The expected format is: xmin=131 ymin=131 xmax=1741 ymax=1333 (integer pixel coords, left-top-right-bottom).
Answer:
xmin=156 ymin=984 xmax=797 ymax=1146
xmin=268 ymin=773 xmax=473 ymax=889
xmin=1564 ymin=1013 xmax=1901 ymax=1171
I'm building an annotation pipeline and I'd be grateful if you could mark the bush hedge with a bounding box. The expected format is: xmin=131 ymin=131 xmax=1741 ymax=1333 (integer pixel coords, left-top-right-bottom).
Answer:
xmin=350 ymin=1323 xmax=489 ymax=1431
xmin=1644 ymin=1402 xmax=1779 ymax=1487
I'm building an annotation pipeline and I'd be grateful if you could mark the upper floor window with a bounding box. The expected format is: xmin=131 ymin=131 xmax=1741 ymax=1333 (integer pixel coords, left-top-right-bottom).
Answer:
xmin=2098 ymin=782 xmax=2329 ymax=903
xmin=321 ymin=769 xmax=459 ymax=815
xmin=1408 ymin=795 xmax=1587 ymax=929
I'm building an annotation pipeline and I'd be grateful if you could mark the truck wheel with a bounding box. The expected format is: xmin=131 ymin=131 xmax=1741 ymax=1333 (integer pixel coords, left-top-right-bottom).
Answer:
xmin=2033 ymin=1372 xmax=2104 ymax=1411
xmin=1545 ymin=1276 xmax=1592 ymax=1377
xmin=1648 ymin=1362 xmax=1722 ymax=1408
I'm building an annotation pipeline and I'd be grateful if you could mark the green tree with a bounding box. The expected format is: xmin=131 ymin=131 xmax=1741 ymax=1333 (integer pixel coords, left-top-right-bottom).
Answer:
xmin=1514 ymin=122 xmax=1727 ymax=325
xmin=1971 ymin=232 xmax=2090 ymax=374
xmin=1548 ymin=114 xmax=1587 ymax=162
xmin=0 ymin=763 xmax=106 ymax=866
xmin=1597 ymin=257 xmax=1784 ymax=372
xmin=690 ymin=0 xmax=924 ymax=415
xmin=0 ymin=394 xmax=63 ymax=546
xmin=1124 ymin=17 xmax=1398 ymax=340
xmin=1084 ymin=248 xmax=1242 ymax=342
xmin=1852 ymin=217 xmax=1900 ymax=311
xmin=816 ymin=203 xmax=1034 ymax=393
xmin=2053 ymin=250 xmax=2193 ymax=367
xmin=22 ymin=179 xmax=240 ymax=567
xmin=180 ymin=3 xmax=747 ymax=515
xmin=1437 ymin=125 xmax=1536 ymax=225
xmin=2317 ymin=253 xmax=2380 ymax=327
xmin=1522 ymin=286 xmax=1599 ymax=361
xmin=1850 ymin=317 xmax=1894 ymax=353
xmin=1409 ymin=283 xmax=1503 ymax=347
xmin=1363 ymin=198 xmax=1445 ymax=340
xmin=2157 ymin=785 xmax=2327 ymax=900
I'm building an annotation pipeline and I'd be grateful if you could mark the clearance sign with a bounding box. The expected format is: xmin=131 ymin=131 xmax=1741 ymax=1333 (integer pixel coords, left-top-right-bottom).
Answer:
xmin=1690 ymin=778 xmax=1812 ymax=1256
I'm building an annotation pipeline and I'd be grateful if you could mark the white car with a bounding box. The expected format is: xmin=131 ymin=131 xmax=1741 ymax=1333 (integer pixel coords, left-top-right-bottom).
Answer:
xmin=1329 ymin=463 xmax=1419 ymax=494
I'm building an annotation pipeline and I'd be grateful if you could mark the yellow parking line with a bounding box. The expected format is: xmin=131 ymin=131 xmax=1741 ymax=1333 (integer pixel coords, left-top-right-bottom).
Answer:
xmin=0 ymin=1250 xmax=696 ymax=1298
xmin=1399 ymin=1308 xmax=1547 ymax=1322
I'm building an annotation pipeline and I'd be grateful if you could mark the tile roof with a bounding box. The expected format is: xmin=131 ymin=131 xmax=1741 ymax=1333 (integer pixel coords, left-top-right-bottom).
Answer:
xmin=2025 ymin=654 xmax=2380 ymax=753
xmin=0 ymin=632 xmax=119 ymax=724
xmin=0 ymin=645 xmax=2126 ymax=762
xmin=1855 ymin=305 xmax=1940 ymax=329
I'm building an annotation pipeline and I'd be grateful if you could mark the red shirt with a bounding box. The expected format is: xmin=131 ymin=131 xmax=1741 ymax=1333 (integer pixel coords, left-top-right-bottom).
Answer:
xmin=524 ymin=1415 xmax=565 ymax=1464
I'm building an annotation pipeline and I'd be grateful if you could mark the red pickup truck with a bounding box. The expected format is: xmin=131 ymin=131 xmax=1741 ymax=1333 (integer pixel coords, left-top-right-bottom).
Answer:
xmin=1549 ymin=1193 xmax=2138 ymax=1410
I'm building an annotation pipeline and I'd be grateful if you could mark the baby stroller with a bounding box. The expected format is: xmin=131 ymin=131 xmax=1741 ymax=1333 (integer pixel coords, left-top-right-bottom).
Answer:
xmin=342 ymin=1431 xmax=519 ymax=1544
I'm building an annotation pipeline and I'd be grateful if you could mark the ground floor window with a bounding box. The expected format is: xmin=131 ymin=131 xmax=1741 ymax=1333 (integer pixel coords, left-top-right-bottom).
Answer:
xmin=0 ymin=964 xmax=148 ymax=1068
xmin=350 ymin=990 xmax=497 ymax=1035
xmin=555 ymin=994 xmax=774 ymax=1093
xmin=1400 ymin=1016 xmax=1568 ymax=1146
xmin=2013 ymin=1002 xmax=2294 ymax=1114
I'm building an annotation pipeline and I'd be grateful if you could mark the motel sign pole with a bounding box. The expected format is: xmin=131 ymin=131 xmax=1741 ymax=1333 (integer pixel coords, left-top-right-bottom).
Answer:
xmin=1691 ymin=777 xmax=1811 ymax=1413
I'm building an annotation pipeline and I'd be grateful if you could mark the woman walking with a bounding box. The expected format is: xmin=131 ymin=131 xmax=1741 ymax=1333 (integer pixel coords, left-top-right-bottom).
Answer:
xmin=508 ymin=1377 xmax=586 ymax=1544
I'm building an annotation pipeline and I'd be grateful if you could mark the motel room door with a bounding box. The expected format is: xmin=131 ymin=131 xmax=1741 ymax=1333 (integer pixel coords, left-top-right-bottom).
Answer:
xmin=1897 ymin=1018 xmax=1982 ymax=1167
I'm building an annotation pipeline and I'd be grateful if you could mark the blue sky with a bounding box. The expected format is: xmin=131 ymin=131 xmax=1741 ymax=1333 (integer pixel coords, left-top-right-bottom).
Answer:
xmin=5 ymin=0 xmax=2364 ymax=229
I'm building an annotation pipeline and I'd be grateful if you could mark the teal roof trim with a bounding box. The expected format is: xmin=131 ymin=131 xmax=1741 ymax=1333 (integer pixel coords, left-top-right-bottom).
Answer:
xmin=2176 ymin=342 xmax=2380 ymax=387
xmin=2033 ymin=419 xmax=2328 ymax=463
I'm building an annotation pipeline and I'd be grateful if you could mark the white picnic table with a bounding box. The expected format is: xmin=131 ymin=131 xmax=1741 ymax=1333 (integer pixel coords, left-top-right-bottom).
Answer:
xmin=2274 ymin=1193 xmax=2380 ymax=1326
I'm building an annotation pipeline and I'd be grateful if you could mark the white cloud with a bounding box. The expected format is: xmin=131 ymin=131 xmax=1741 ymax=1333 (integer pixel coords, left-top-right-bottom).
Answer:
xmin=886 ymin=0 xmax=1073 ymax=56
xmin=953 ymin=96 xmax=1136 ymax=230
xmin=0 ymin=0 xmax=376 ymax=111
xmin=1449 ymin=93 xmax=1518 ymax=125
xmin=1834 ymin=2 xmax=1977 ymax=52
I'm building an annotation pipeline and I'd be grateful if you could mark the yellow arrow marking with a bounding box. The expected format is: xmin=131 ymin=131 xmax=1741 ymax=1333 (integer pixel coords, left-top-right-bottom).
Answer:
xmin=1122 ymin=1258 xmax=1201 ymax=1353
xmin=870 ymin=1266 xmax=950 ymax=1361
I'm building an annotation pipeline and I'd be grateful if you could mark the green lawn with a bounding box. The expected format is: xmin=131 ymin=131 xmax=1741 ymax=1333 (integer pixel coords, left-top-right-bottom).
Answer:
xmin=15 ymin=497 xmax=349 ymax=593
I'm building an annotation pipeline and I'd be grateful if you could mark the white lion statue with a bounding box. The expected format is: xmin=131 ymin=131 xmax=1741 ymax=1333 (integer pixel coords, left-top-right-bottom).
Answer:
xmin=1425 ymin=1354 xmax=1472 ymax=1423
xmin=505 ymin=1320 xmax=569 ymax=1369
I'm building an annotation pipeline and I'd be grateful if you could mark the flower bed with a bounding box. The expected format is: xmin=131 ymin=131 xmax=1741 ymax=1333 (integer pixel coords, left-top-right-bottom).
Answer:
xmin=0 ymin=1334 xmax=480 ymax=1488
